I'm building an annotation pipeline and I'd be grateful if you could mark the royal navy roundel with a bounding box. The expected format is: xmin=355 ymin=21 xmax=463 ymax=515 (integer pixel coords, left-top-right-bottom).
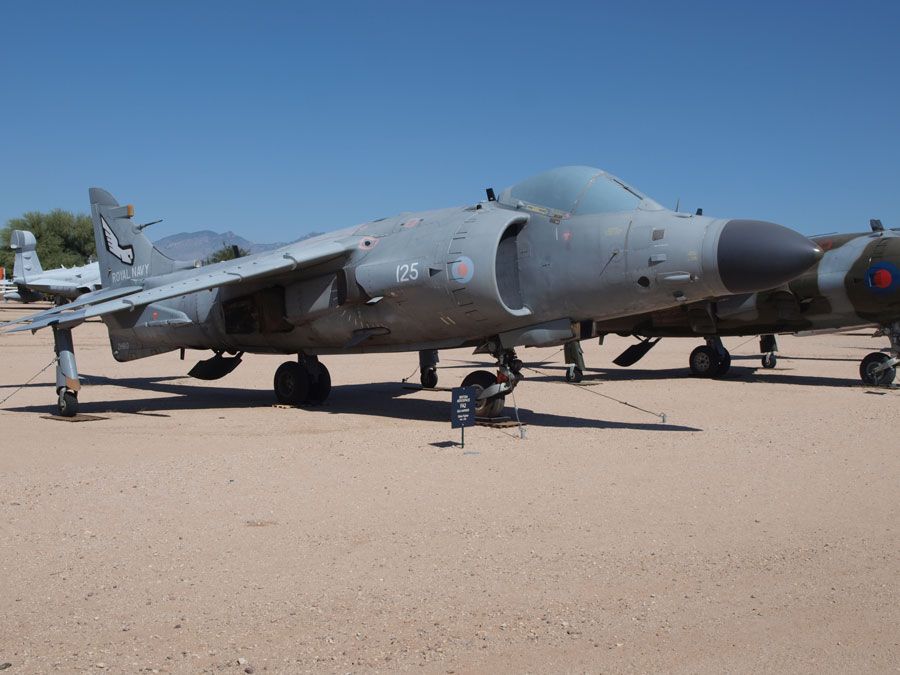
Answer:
xmin=865 ymin=261 xmax=899 ymax=294
xmin=450 ymin=256 xmax=475 ymax=284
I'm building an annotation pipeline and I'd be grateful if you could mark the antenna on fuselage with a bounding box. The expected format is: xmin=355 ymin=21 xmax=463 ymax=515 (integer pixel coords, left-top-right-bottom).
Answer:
xmin=674 ymin=198 xmax=680 ymax=213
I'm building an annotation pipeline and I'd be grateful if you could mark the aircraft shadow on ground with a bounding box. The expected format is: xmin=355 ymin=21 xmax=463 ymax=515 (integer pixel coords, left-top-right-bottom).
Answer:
xmin=3 ymin=374 xmax=699 ymax=432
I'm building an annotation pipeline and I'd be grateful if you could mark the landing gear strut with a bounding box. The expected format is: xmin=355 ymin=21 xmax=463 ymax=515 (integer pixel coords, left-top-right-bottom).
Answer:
xmin=689 ymin=337 xmax=730 ymax=378
xmin=418 ymin=349 xmax=439 ymax=389
xmin=53 ymin=326 xmax=80 ymax=417
xmin=274 ymin=355 xmax=332 ymax=405
xmin=462 ymin=348 xmax=523 ymax=418
xmin=860 ymin=322 xmax=899 ymax=386
xmin=563 ymin=340 xmax=585 ymax=383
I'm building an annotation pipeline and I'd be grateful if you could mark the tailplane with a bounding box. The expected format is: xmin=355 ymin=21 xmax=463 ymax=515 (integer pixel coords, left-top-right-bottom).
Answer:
xmin=89 ymin=187 xmax=196 ymax=287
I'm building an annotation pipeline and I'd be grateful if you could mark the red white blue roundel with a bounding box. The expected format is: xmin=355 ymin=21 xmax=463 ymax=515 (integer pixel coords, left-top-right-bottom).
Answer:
xmin=450 ymin=256 xmax=475 ymax=284
xmin=865 ymin=261 xmax=899 ymax=294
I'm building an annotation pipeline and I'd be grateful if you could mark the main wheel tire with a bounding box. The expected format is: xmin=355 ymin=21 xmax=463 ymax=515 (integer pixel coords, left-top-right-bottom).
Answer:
xmin=860 ymin=352 xmax=897 ymax=386
xmin=689 ymin=346 xmax=718 ymax=377
xmin=462 ymin=369 xmax=505 ymax=418
xmin=761 ymin=352 xmax=777 ymax=369
xmin=58 ymin=390 xmax=78 ymax=417
xmin=274 ymin=362 xmax=310 ymax=405
xmin=565 ymin=366 xmax=583 ymax=383
xmin=307 ymin=362 xmax=332 ymax=404
xmin=420 ymin=368 xmax=438 ymax=389
xmin=712 ymin=351 xmax=731 ymax=378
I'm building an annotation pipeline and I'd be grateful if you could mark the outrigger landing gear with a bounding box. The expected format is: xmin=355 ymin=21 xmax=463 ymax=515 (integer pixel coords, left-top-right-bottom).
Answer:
xmin=273 ymin=355 xmax=331 ymax=405
xmin=563 ymin=340 xmax=585 ymax=383
xmin=462 ymin=348 xmax=523 ymax=419
xmin=52 ymin=326 xmax=80 ymax=417
xmin=418 ymin=349 xmax=439 ymax=389
xmin=689 ymin=336 xmax=730 ymax=378
xmin=860 ymin=322 xmax=900 ymax=386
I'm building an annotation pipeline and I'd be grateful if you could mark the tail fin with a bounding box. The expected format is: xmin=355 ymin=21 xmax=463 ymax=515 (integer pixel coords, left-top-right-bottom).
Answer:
xmin=89 ymin=187 xmax=196 ymax=287
xmin=10 ymin=230 xmax=43 ymax=281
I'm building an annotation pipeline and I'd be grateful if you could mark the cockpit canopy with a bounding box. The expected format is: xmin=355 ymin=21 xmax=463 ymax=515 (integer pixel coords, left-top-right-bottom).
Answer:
xmin=498 ymin=165 xmax=649 ymax=216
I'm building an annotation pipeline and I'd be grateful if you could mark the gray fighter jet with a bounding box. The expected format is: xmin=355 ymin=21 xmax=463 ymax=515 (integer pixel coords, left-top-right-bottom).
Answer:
xmin=3 ymin=230 xmax=101 ymax=302
xmin=2 ymin=166 xmax=822 ymax=417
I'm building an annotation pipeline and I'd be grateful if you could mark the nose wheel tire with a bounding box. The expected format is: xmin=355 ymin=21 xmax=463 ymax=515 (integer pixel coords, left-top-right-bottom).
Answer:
xmin=761 ymin=352 xmax=777 ymax=369
xmin=420 ymin=368 xmax=439 ymax=389
xmin=462 ymin=369 xmax=505 ymax=418
xmin=860 ymin=352 xmax=897 ymax=386
xmin=565 ymin=366 xmax=583 ymax=383
xmin=57 ymin=389 xmax=78 ymax=417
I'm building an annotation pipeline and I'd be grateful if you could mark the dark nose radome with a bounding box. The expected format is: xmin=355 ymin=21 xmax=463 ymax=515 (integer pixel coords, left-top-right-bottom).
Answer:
xmin=717 ymin=219 xmax=823 ymax=294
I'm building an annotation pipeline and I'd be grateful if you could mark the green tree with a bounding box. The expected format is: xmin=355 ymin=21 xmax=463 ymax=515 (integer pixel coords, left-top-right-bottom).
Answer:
xmin=0 ymin=210 xmax=95 ymax=274
xmin=205 ymin=243 xmax=250 ymax=264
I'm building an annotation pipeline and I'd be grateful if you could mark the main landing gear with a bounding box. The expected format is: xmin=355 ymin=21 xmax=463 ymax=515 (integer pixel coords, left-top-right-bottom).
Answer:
xmin=859 ymin=322 xmax=899 ymax=387
xmin=689 ymin=337 xmax=731 ymax=378
xmin=274 ymin=355 xmax=332 ymax=405
xmin=53 ymin=326 xmax=80 ymax=417
xmin=418 ymin=349 xmax=439 ymax=389
xmin=462 ymin=348 xmax=523 ymax=418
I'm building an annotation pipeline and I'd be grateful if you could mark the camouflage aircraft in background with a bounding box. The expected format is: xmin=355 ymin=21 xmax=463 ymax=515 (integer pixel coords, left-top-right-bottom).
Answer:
xmin=3 ymin=230 xmax=100 ymax=303
xmin=2 ymin=166 xmax=822 ymax=417
xmin=584 ymin=219 xmax=900 ymax=386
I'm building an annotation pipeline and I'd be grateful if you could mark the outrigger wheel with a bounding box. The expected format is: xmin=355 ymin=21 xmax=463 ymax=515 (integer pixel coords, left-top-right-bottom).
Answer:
xmin=859 ymin=352 xmax=897 ymax=387
xmin=761 ymin=352 xmax=777 ymax=369
xmin=57 ymin=389 xmax=78 ymax=417
xmin=462 ymin=369 xmax=505 ymax=418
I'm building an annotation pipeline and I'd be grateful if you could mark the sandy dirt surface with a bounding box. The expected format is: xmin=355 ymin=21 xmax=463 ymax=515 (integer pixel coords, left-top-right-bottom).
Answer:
xmin=0 ymin=302 xmax=897 ymax=673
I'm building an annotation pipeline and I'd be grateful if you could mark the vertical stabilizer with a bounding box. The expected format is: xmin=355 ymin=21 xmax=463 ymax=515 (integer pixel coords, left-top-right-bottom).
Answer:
xmin=89 ymin=188 xmax=195 ymax=287
xmin=10 ymin=230 xmax=42 ymax=281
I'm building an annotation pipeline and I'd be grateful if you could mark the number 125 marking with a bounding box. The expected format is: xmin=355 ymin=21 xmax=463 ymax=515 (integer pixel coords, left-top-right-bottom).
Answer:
xmin=396 ymin=262 xmax=419 ymax=282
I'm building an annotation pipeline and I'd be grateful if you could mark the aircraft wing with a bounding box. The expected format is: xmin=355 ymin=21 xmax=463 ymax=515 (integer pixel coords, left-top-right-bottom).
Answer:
xmin=3 ymin=239 xmax=351 ymax=333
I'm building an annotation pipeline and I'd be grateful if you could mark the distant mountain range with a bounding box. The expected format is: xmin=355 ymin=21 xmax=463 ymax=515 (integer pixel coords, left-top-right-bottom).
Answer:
xmin=153 ymin=230 xmax=322 ymax=261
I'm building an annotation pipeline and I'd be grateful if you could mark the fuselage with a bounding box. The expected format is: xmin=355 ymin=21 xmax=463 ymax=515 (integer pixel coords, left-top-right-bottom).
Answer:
xmin=99 ymin=166 xmax=822 ymax=362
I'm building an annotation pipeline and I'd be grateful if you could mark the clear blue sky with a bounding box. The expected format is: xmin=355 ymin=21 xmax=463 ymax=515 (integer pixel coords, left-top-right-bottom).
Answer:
xmin=1 ymin=1 xmax=898 ymax=241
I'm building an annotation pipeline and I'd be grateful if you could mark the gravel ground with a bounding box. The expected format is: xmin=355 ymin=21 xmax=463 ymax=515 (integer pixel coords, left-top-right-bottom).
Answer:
xmin=0 ymin=303 xmax=897 ymax=673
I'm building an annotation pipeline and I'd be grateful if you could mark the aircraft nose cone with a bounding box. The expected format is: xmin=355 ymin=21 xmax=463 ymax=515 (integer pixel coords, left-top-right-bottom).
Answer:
xmin=717 ymin=219 xmax=823 ymax=293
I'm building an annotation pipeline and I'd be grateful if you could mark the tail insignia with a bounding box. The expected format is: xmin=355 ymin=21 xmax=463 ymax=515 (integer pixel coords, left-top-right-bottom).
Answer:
xmin=101 ymin=215 xmax=135 ymax=265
